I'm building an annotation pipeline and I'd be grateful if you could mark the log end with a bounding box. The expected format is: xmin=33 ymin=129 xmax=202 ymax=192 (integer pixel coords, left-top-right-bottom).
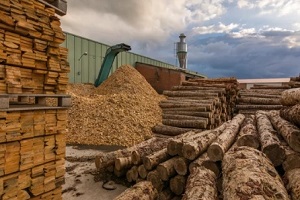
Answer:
xmin=237 ymin=135 xmax=260 ymax=149
xmin=143 ymin=157 xmax=153 ymax=171
xmin=290 ymin=134 xmax=300 ymax=153
xmin=156 ymin=165 xmax=169 ymax=181
xmin=174 ymin=157 xmax=189 ymax=176
xmin=263 ymin=144 xmax=286 ymax=167
xmin=131 ymin=151 xmax=140 ymax=165
xmin=182 ymin=144 xmax=199 ymax=160
xmin=207 ymin=144 xmax=224 ymax=162
xmin=170 ymin=175 xmax=186 ymax=196
xmin=167 ymin=141 xmax=178 ymax=156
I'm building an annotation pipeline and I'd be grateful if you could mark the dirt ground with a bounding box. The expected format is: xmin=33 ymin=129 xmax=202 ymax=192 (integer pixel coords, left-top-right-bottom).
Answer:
xmin=62 ymin=145 xmax=127 ymax=200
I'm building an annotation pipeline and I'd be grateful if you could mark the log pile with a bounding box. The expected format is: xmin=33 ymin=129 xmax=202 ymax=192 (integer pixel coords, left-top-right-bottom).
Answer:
xmin=100 ymin=111 xmax=300 ymax=199
xmin=287 ymin=74 xmax=300 ymax=88
xmin=236 ymin=84 xmax=289 ymax=115
xmin=152 ymin=77 xmax=239 ymax=136
xmin=0 ymin=0 xmax=69 ymax=199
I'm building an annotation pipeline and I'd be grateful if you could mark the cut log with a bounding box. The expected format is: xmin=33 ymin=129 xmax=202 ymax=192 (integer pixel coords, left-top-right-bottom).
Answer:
xmin=281 ymin=141 xmax=300 ymax=172
xmin=163 ymin=110 xmax=212 ymax=118
xmin=238 ymin=93 xmax=281 ymax=99
xmin=189 ymin=152 xmax=220 ymax=177
xmin=162 ymin=107 xmax=207 ymax=112
xmin=171 ymin=85 xmax=226 ymax=92
xmin=159 ymin=188 xmax=175 ymax=200
xmin=256 ymin=111 xmax=286 ymax=166
xmin=182 ymin=122 xmax=229 ymax=160
xmin=182 ymin=166 xmax=218 ymax=200
xmin=146 ymin=170 xmax=164 ymax=192
xmin=251 ymin=85 xmax=290 ymax=89
xmin=281 ymin=88 xmax=300 ymax=106
xmin=167 ymin=131 xmax=198 ymax=156
xmin=207 ymin=114 xmax=245 ymax=161
xmin=170 ymin=175 xmax=187 ymax=195
xmin=236 ymin=115 xmax=260 ymax=149
xmin=95 ymin=137 xmax=157 ymax=171
xmin=284 ymin=168 xmax=300 ymax=200
xmin=268 ymin=111 xmax=300 ymax=152
xmin=126 ymin=168 xmax=133 ymax=183
xmin=130 ymin=166 xmax=139 ymax=182
xmin=143 ymin=148 xmax=171 ymax=171
xmin=137 ymin=165 xmax=148 ymax=179
xmin=160 ymin=102 xmax=213 ymax=111
xmin=236 ymin=104 xmax=283 ymax=110
xmin=238 ymin=97 xmax=280 ymax=105
xmin=222 ymin=146 xmax=289 ymax=200
xmin=156 ymin=157 xmax=179 ymax=181
xmin=162 ymin=114 xmax=209 ymax=121
xmin=114 ymin=156 xmax=132 ymax=171
xmin=280 ymin=104 xmax=300 ymax=127
xmin=114 ymin=181 xmax=158 ymax=200
xmin=163 ymin=90 xmax=219 ymax=98
xmin=151 ymin=124 xmax=197 ymax=136
xmin=174 ymin=157 xmax=190 ymax=176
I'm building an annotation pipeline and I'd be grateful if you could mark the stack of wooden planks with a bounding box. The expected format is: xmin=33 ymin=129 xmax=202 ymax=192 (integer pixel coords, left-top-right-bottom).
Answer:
xmin=236 ymin=84 xmax=290 ymax=115
xmin=105 ymin=110 xmax=300 ymax=199
xmin=0 ymin=0 xmax=69 ymax=199
xmin=0 ymin=0 xmax=70 ymax=94
xmin=152 ymin=77 xmax=239 ymax=136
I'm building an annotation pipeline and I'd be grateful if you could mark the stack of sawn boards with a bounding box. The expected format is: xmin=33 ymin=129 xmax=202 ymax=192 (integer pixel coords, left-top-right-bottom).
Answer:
xmin=152 ymin=77 xmax=239 ymax=136
xmin=0 ymin=0 xmax=69 ymax=199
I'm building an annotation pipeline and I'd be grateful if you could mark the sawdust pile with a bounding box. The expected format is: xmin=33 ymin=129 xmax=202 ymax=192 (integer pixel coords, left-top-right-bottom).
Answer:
xmin=67 ymin=65 xmax=165 ymax=147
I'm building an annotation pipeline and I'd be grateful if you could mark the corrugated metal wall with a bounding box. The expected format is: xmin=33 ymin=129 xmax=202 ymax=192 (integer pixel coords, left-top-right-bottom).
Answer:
xmin=61 ymin=32 xmax=177 ymax=83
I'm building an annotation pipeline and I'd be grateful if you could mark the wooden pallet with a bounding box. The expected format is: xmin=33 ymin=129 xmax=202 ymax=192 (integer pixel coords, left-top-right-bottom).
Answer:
xmin=0 ymin=94 xmax=71 ymax=111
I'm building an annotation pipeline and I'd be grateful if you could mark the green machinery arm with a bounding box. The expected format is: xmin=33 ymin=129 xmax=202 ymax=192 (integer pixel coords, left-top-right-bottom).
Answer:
xmin=94 ymin=43 xmax=131 ymax=87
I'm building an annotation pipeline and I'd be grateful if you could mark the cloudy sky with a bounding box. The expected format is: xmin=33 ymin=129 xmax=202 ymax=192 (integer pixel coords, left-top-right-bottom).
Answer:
xmin=61 ymin=0 xmax=300 ymax=79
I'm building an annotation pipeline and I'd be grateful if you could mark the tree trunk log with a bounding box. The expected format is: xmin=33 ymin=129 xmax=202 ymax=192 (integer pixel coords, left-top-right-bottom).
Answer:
xmin=159 ymin=188 xmax=175 ymax=200
xmin=256 ymin=111 xmax=286 ymax=166
xmin=189 ymin=152 xmax=220 ymax=177
xmin=157 ymin=156 xmax=179 ymax=181
xmin=222 ymin=146 xmax=289 ymax=200
xmin=207 ymin=114 xmax=245 ymax=161
xmin=160 ymin=102 xmax=214 ymax=111
xmin=236 ymin=104 xmax=283 ymax=110
xmin=281 ymin=88 xmax=300 ymax=106
xmin=143 ymin=148 xmax=171 ymax=171
xmin=114 ymin=181 xmax=158 ymax=200
xmin=183 ymin=122 xmax=229 ymax=160
xmin=238 ymin=93 xmax=281 ymax=99
xmin=174 ymin=157 xmax=190 ymax=175
xmin=138 ymin=165 xmax=148 ymax=179
xmin=162 ymin=106 xmax=207 ymax=112
xmin=146 ymin=170 xmax=164 ymax=192
xmin=171 ymin=85 xmax=226 ymax=92
xmin=236 ymin=115 xmax=260 ymax=149
xmin=163 ymin=90 xmax=219 ymax=98
xmin=280 ymin=104 xmax=300 ymax=127
xmin=163 ymin=110 xmax=212 ymax=118
xmin=152 ymin=124 xmax=196 ymax=136
xmin=268 ymin=111 xmax=300 ymax=152
xmin=238 ymin=97 xmax=280 ymax=105
xmin=182 ymin=166 xmax=218 ymax=200
xmin=251 ymin=85 xmax=290 ymax=89
xmin=284 ymin=168 xmax=300 ymax=200
xmin=162 ymin=114 xmax=210 ymax=121
xmin=170 ymin=175 xmax=187 ymax=195
xmin=115 ymin=156 xmax=132 ymax=171
xmin=95 ymin=137 xmax=157 ymax=171
xmin=281 ymin=141 xmax=300 ymax=172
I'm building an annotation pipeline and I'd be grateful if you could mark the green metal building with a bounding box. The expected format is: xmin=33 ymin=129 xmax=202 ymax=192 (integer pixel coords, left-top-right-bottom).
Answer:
xmin=61 ymin=32 xmax=179 ymax=83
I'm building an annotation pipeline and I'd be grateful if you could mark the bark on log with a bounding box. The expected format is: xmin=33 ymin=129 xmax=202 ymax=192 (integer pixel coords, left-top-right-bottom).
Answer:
xmin=162 ymin=114 xmax=210 ymax=121
xmin=268 ymin=111 xmax=300 ymax=152
xmin=174 ymin=157 xmax=190 ymax=175
xmin=251 ymin=85 xmax=290 ymax=89
xmin=236 ymin=115 xmax=260 ymax=149
xmin=151 ymin=124 xmax=196 ymax=136
xmin=143 ymin=148 xmax=171 ymax=171
xmin=170 ymin=175 xmax=187 ymax=195
xmin=156 ymin=156 xmax=179 ymax=181
xmin=162 ymin=119 xmax=207 ymax=129
xmin=160 ymin=102 xmax=213 ymax=111
xmin=236 ymin=104 xmax=283 ymax=110
xmin=182 ymin=166 xmax=218 ymax=200
xmin=163 ymin=110 xmax=212 ymax=118
xmin=284 ymin=168 xmax=300 ymax=200
xmin=95 ymin=137 xmax=157 ymax=171
xmin=146 ymin=170 xmax=164 ymax=192
xmin=238 ymin=97 xmax=281 ymax=105
xmin=171 ymin=85 xmax=226 ymax=92
xmin=240 ymin=89 xmax=284 ymax=95
xmin=159 ymin=189 xmax=175 ymax=200
xmin=222 ymin=146 xmax=289 ymax=200
xmin=162 ymin=106 xmax=207 ymax=112
xmin=138 ymin=165 xmax=148 ymax=179
xmin=207 ymin=114 xmax=245 ymax=161
xmin=256 ymin=111 xmax=286 ymax=166
xmin=115 ymin=156 xmax=132 ymax=171
xmin=167 ymin=131 xmax=198 ymax=156
xmin=182 ymin=122 xmax=229 ymax=160
xmin=280 ymin=104 xmax=300 ymax=127
xmin=189 ymin=152 xmax=220 ymax=177
xmin=163 ymin=90 xmax=220 ymax=98
xmin=114 ymin=181 xmax=158 ymax=200
xmin=238 ymin=93 xmax=281 ymax=99
xmin=281 ymin=88 xmax=300 ymax=106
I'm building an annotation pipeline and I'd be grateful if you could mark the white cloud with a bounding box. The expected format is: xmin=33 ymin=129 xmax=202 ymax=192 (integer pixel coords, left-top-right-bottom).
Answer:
xmin=231 ymin=28 xmax=258 ymax=38
xmin=193 ymin=23 xmax=239 ymax=34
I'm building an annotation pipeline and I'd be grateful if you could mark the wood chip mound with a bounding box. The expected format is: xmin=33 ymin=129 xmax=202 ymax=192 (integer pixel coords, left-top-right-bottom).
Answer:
xmin=67 ymin=65 xmax=165 ymax=147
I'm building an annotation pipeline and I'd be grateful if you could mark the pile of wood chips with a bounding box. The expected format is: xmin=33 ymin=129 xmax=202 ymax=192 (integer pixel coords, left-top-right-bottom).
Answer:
xmin=67 ymin=65 xmax=165 ymax=147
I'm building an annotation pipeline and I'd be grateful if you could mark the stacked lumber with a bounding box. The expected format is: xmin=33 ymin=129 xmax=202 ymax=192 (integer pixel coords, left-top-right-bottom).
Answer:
xmin=280 ymin=88 xmax=300 ymax=128
xmin=152 ymin=77 xmax=239 ymax=136
xmin=101 ymin=111 xmax=300 ymax=199
xmin=0 ymin=0 xmax=69 ymax=199
xmin=0 ymin=0 xmax=70 ymax=94
xmin=236 ymin=84 xmax=289 ymax=115
xmin=288 ymin=74 xmax=300 ymax=88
